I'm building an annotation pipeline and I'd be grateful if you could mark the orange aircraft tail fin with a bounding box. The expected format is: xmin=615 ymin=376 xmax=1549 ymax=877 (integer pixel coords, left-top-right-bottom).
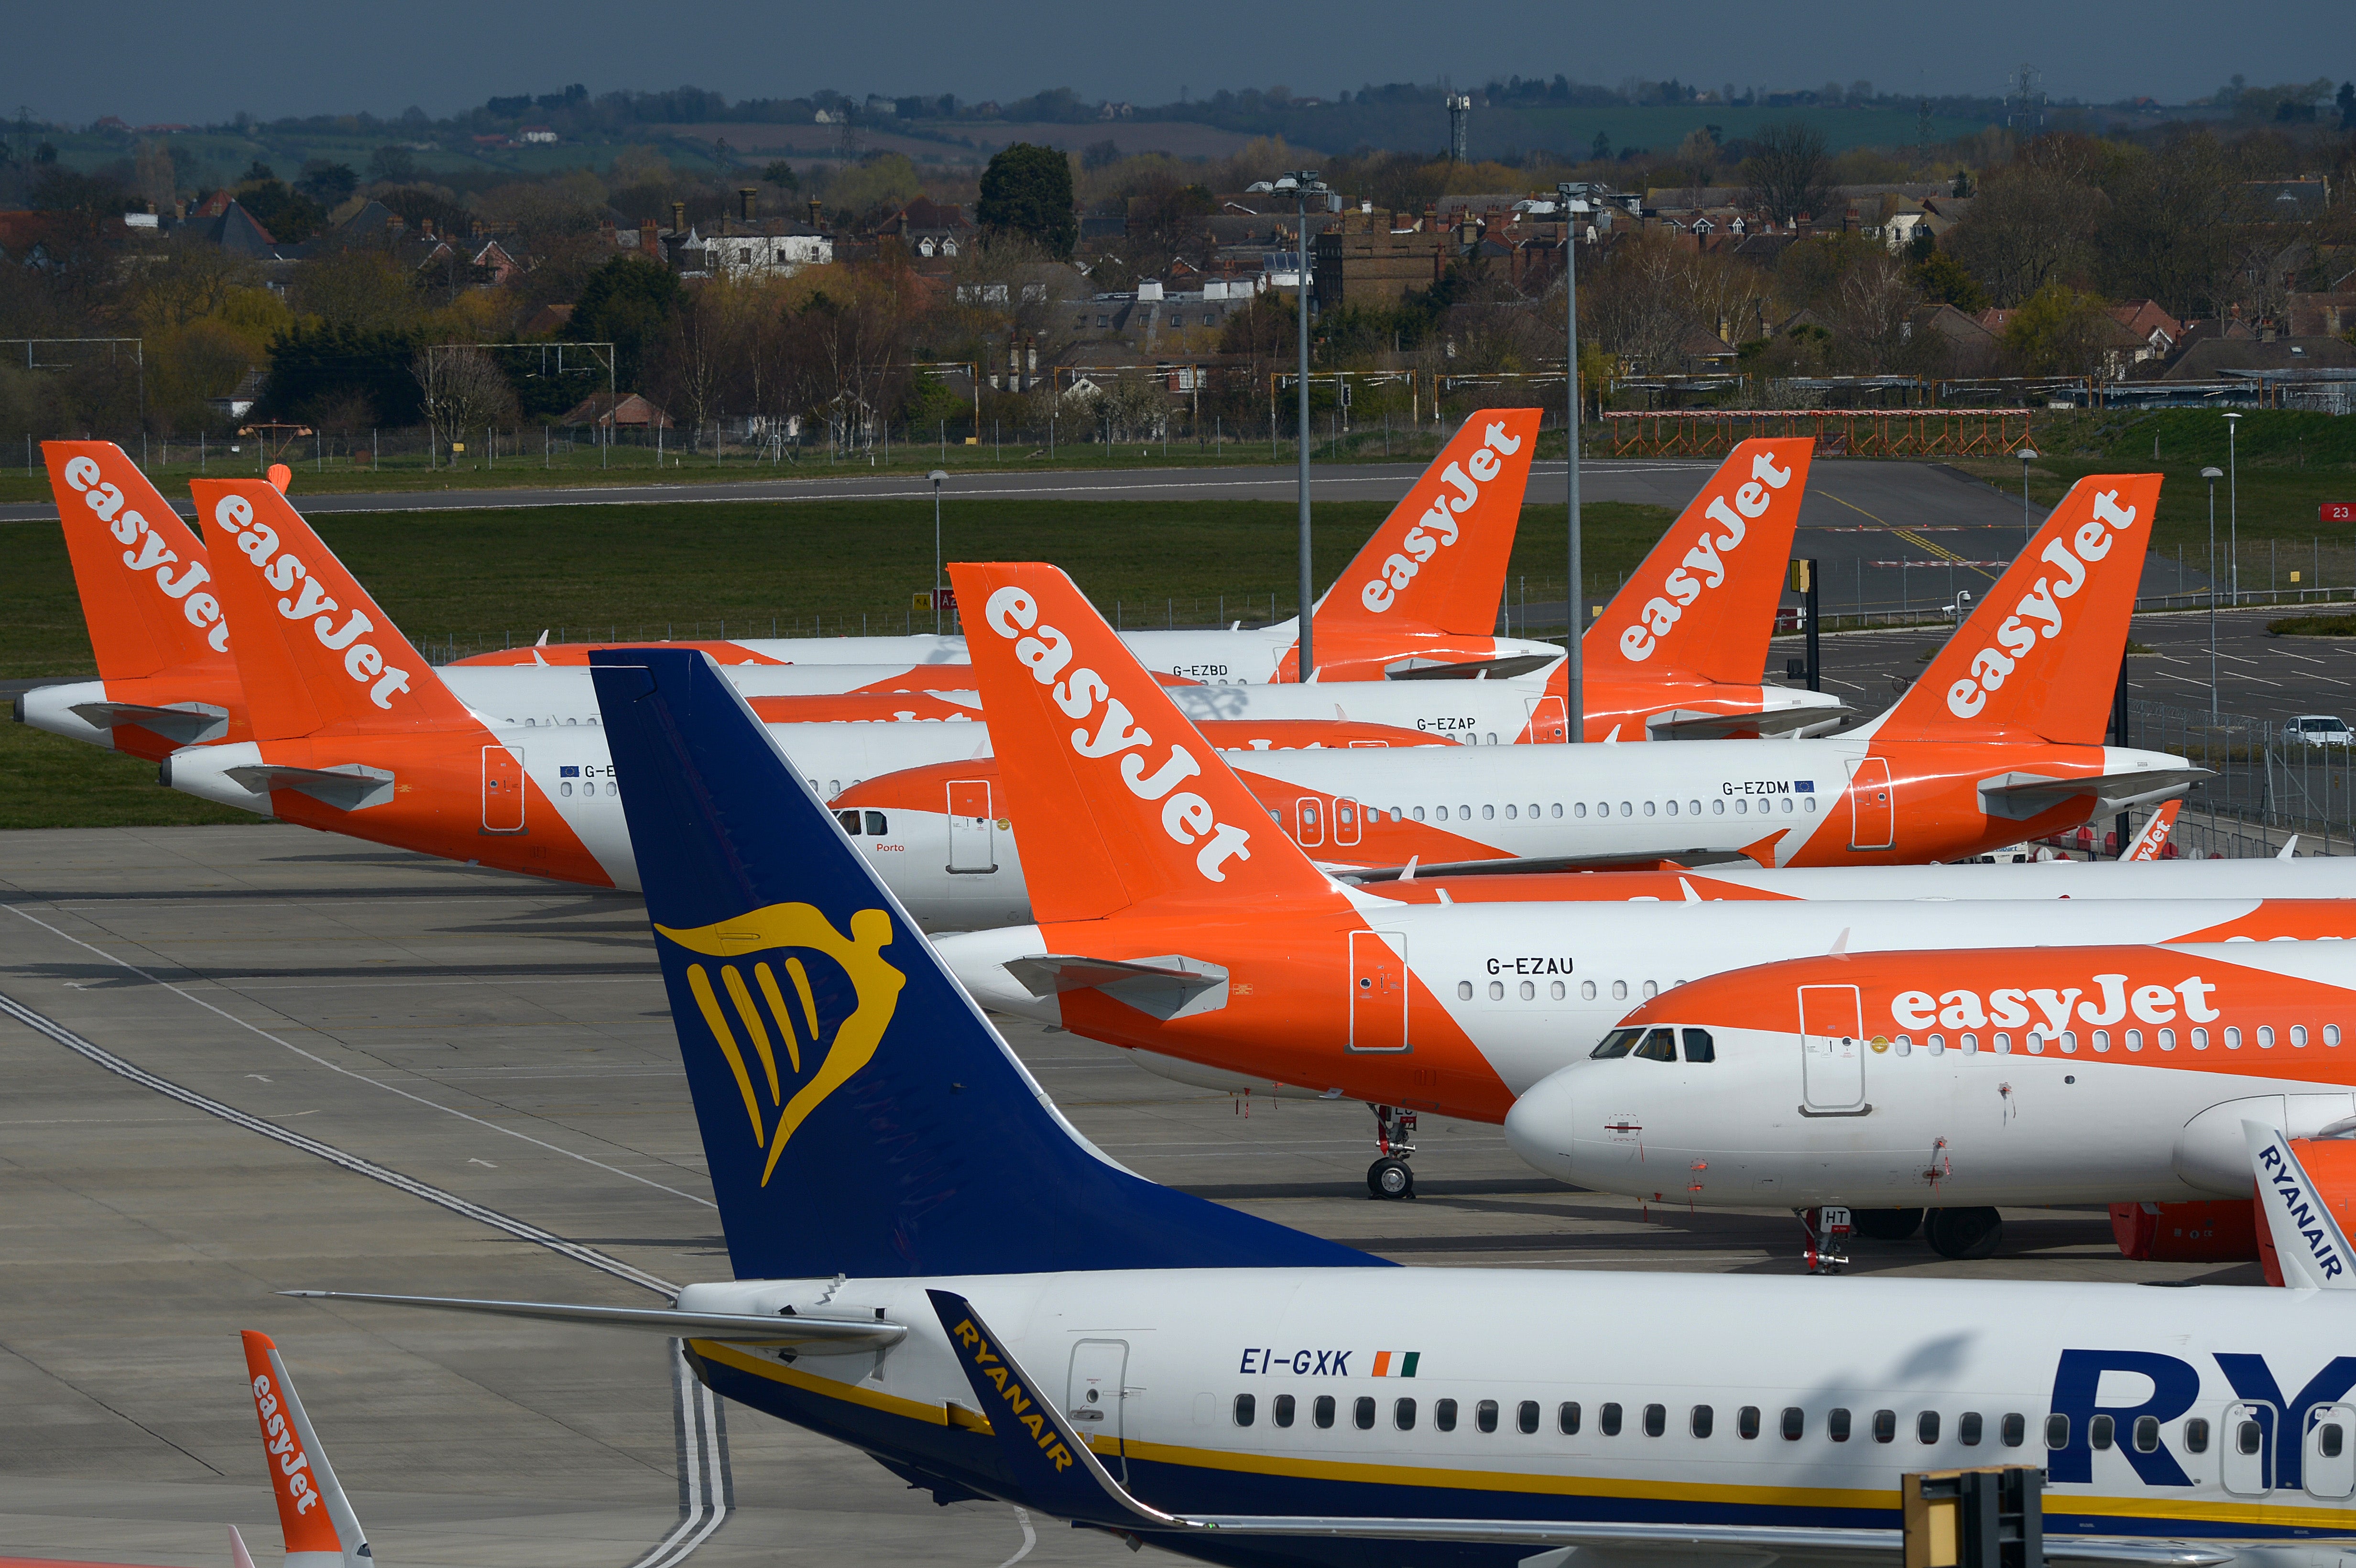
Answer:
xmin=1316 ymin=409 xmax=1541 ymax=637
xmin=952 ymin=561 xmax=1344 ymax=923
xmin=45 ymin=441 xmax=231 ymax=681
xmin=1873 ymin=473 xmax=2161 ymax=746
xmin=2120 ymin=800 xmax=2181 ymax=860
xmin=1586 ymin=438 xmax=1814 ymax=686
xmin=191 ymin=479 xmax=472 ymax=740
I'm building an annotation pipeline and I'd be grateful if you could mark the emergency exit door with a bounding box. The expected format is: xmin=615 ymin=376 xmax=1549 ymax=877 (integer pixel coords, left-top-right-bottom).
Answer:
xmin=1798 ymin=983 xmax=1865 ymax=1111
xmin=1525 ymin=695 xmax=1569 ymax=743
xmin=1350 ymin=930 xmax=1409 ymax=1052
xmin=945 ymin=779 xmax=995 ymax=873
xmin=481 ymin=746 xmax=525 ymax=832
xmin=1067 ymin=1339 xmax=1131 ymax=1481
xmin=1846 ymin=757 xmax=1894 ymax=850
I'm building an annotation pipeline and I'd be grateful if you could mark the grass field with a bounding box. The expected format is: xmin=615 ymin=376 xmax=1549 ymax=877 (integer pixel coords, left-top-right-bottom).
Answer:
xmin=0 ymin=725 xmax=261 ymax=830
xmin=0 ymin=496 xmax=1675 ymax=678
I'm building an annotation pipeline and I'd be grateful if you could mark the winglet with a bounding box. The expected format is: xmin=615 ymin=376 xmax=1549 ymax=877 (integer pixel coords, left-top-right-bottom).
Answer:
xmin=1874 ymin=474 xmax=2162 ymax=745
xmin=192 ymin=479 xmax=471 ymax=739
xmin=45 ymin=441 xmax=231 ymax=679
xmin=1589 ymin=438 xmax=1814 ymax=686
xmin=927 ymin=1289 xmax=1173 ymax=1529
xmin=951 ymin=562 xmax=1343 ymax=923
xmin=228 ymin=1525 xmax=258 ymax=1568
xmin=239 ymin=1330 xmax=371 ymax=1568
xmin=2246 ymin=1121 xmax=2356 ymax=1290
xmin=2120 ymin=801 xmax=2181 ymax=861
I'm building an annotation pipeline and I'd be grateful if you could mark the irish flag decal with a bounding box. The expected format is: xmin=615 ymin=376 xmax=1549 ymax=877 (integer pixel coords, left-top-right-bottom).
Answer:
xmin=1371 ymin=1351 xmax=1420 ymax=1378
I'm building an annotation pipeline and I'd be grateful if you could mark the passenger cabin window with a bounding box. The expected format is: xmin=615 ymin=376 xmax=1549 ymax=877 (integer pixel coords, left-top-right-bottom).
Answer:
xmin=1314 ymin=1395 xmax=1336 ymax=1429
xmin=2133 ymin=1416 xmax=2161 ymax=1453
xmin=1919 ymin=1411 xmax=1942 ymax=1444
xmin=2183 ymin=1418 xmax=2210 ymax=1454
xmin=1691 ymin=1405 xmax=1713 ymax=1438
xmin=1435 ymin=1398 xmax=1458 ymax=1432
xmin=1519 ymin=1401 xmax=1540 ymax=1435
xmin=1961 ymin=1412 xmax=1985 ymax=1447
xmin=2002 ymin=1413 xmax=2027 ymax=1448
xmin=1558 ymin=1402 xmax=1581 ymax=1435
xmin=1873 ymin=1409 xmax=1897 ymax=1443
xmin=1233 ymin=1394 xmax=1255 ymax=1426
xmin=1828 ymin=1408 xmax=1852 ymax=1443
xmin=2090 ymin=1415 xmax=2115 ymax=1450
xmin=1598 ymin=1402 xmax=1621 ymax=1436
xmin=1353 ymin=1397 xmax=1375 ymax=1430
xmin=1781 ymin=1407 xmax=1805 ymax=1441
xmin=1477 ymin=1400 xmax=1501 ymax=1434
xmin=1642 ymin=1403 xmax=1665 ymax=1437
xmin=2046 ymin=1414 xmax=2070 ymax=1449
xmin=1737 ymin=1406 xmax=1761 ymax=1439
xmin=1274 ymin=1394 xmax=1296 ymax=1428
xmin=1395 ymin=1398 xmax=1417 ymax=1431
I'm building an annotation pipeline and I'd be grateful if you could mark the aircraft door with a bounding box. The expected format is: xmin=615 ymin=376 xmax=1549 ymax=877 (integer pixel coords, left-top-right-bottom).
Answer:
xmin=945 ymin=779 xmax=996 ymax=874
xmin=2223 ymin=1401 xmax=2277 ymax=1497
xmin=1067 ymin=1339 xmax=1131 ymax=1482
xmin=1334 ymin=798 xmax=1363 ymax=848
xmin=1846 ymin=757 xmax=1894 ymax=850
xmin=1798 ymin=983 xmax=1865 ymax=1111
xmin=1349 ymin=930 xmax=1409 ymax=1052
xmin=2307 ymin=1404 xmax=2356 ymax=1499
xmin=481 ymin=746 xmax=525 ymax=833
xmin=1524 ymin=695 xmax=1568 ymax=744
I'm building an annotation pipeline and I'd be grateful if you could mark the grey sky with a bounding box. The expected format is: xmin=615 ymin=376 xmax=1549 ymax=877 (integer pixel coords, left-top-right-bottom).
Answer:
xmin=10 ymin=0 xmax=2345 ymax=126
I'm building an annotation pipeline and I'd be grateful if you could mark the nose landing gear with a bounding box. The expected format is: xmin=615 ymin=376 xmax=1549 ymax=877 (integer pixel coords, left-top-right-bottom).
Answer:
xmin=1798 ymin=1205 xmax=1853 ymax=1274
xmin=1366 ymin=1103 xmax=1418 ymax=1199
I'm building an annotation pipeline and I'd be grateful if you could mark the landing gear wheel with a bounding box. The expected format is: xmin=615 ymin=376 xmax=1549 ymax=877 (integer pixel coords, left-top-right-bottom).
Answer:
xmin=1923 ymin=1206 xmax=2003 ymax=1260
xmin=1852 ymin=1208 xmax=1925 ymax=1242
xmin=1367 ymin=1156 xmax=1416 ymax=1200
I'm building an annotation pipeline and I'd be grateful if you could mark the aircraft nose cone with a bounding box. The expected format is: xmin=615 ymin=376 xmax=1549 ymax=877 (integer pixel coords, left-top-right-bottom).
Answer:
xmin=1503 ymin=1067 xmax=1584 ymax=1181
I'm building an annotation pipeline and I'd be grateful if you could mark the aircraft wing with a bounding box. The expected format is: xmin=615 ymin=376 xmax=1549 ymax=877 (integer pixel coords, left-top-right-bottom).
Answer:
xmin=1977 ymin=766 xmax=2210 ymax=821
xmin=1645 ymin=705 xmax=1853 ymax=740
xmin=1339 ymin=849 xmax=1753 ymax=882
xmin=925 ymin=1289 xmax=2234 ymax=1565
xmin=282 ymin=1291 xmax=906 ymax=1352
xmin=68 ymin=699 xmax=230 ymax=745
xmin=1001 ymin=954 xmax=1230 ymax=1021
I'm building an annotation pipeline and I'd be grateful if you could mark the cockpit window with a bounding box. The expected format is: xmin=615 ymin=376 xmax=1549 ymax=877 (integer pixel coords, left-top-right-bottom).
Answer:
xmin=1633 ymin=1028 xmax=1679 ymax=1063
xmin=1682 ymin=1028 xmax=1716 ymax=1064
xmin=1591 ymin=1027 xmax=1645 ymax=1059
xmin=835 ymin=809 xmax=862 ymax=836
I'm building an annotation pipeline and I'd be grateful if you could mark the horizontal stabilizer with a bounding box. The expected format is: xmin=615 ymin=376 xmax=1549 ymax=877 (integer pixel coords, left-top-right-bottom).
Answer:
xmin=1978 ymin=766 xmax=2209 ymax=821
xmin=1646 ymin=704 xmax=1852 ymax=740
xmin=66 ymin=699 xmax=229 ymax=745
xmin=220 ymin=762 xmax=395 ymax=813
xmin=1384 ymin=652 xmax=1562 ymax=682
xmin=280 ymin=1290 xmax=908 ymax=1351
xmin=1003 ymin=953 xmax=1231 ymax=1021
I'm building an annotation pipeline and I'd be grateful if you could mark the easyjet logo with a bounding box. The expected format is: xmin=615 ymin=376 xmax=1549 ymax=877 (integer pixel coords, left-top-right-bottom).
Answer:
xmin=61 ymin=454 xmax=228 ymax=652
xmin=1618 ymin=450 xmax=1793 ymax=662
xmin=1358 ymin=420 xmax=1524 ymax=614
xmin=1946 ymin=489 xmax=2139 ymax=719
xmin=983 ymin=586 xmax=1254 ymax=881
xmin=211 ymin=494 xmax=413 ymax=709
xmin=1889 ymin=972 xmax=2220 ymax=1034
xmin=249 ymin=1372 xmax=322 ymax=1514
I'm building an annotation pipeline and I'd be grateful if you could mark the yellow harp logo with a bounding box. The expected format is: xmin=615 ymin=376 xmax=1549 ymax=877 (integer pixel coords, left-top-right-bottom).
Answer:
xmin=657 ymin=902 xmax=905 ymax=1186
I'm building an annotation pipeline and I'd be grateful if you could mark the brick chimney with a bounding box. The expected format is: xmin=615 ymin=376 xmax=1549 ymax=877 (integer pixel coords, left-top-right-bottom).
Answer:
xmin=420 ymin=217 xmax=436 ymax=240
xmin=671 ymin=200 xmax=686 ymax=234
xmin=808 ymin=197 xmax=822 ymax=229
xmin=739 ymin=186 xmax=756 ymax=222
xmin=640 ymin=217 xmax=659 ymax=255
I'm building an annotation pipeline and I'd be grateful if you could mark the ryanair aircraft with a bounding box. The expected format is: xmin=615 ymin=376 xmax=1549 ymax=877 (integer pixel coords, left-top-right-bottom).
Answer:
xmin=294 ymin=644 xmax=2356 ymax=1567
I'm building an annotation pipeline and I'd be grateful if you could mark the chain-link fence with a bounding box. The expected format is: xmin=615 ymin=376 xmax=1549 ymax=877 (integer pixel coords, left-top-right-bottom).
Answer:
xmin=2129 ymin=697 xmax=2356 ymax=856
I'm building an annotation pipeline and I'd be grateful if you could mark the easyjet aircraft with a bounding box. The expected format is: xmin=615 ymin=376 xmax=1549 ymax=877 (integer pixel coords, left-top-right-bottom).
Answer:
xmin=451 ymin=409 xmax=1562 ymax=684
xmin=918 ymin=561 xmax=2333 ymax=1197
xmin=446 ymin=434 xmax=1844 ymax=743
xmin=1503 ymin=938 xmax=2356 ymax=1262
xmin=296 ymin=640 xmax=2356 ymax=1568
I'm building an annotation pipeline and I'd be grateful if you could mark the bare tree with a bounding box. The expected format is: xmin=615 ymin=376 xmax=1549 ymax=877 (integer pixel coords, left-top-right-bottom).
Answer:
xmin=1946 ymin=163 xmax=2103 ymax=307
xmin=414 ymin=345 xmax=519 ymax=449
xmin=1741 ymin=121 xmax=1833 ymax=225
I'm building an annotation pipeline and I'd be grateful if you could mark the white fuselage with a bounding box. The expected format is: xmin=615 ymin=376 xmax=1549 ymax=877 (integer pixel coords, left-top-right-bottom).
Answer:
xmin=938 ymin=896 xmax=2356 ymax=1101
xmin=675 ymin=1263 xmax=2356 ymax=1550
xmin=1504 ymin=939 xmax=2356 ymax=1209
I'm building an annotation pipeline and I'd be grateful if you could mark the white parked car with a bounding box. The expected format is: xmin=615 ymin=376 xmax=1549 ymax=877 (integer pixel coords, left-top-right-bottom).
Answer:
xmin=2287 ymin=714 xmax=2354 ymax=747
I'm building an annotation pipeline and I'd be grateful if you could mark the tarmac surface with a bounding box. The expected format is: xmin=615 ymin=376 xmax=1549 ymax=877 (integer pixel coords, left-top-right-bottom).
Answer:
xmin=0 ymin=826 xmax=2261 ymax=1568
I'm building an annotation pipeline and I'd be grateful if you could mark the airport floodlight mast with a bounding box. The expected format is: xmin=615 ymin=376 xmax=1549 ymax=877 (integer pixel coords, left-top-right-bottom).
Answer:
xmin=2203 ymin=465 xmax=2224 ymax=724
xmin=2224 ymin=412 xmax=2242 ymax=607
xmin=930 ymin=468 xmax=949 ymax=634
xmin=1248 ymin=170 xmax=1332 ymax=679
xmin=1557 ymin=182 xmax=1587 ymax=743
xmin=2017 ymin=445 xmax=2037 ymax=542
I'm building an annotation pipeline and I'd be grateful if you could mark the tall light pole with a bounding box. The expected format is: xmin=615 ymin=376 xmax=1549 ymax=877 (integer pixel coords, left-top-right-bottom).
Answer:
xmin=1557 ymin=182 xmax=1585 ymax=743
xmin=2017 ymin=445 xmax=2038 ymax=543
xmin=1250 ymin=170 xmax=1331 ymax=680
xmin=2224 ymin=411 xmax=2242 ymax=607
xmin=929 ymin=468 xmax=949 ymax=634
xmin=2202 ymin=465 xmax=2223 ymax=724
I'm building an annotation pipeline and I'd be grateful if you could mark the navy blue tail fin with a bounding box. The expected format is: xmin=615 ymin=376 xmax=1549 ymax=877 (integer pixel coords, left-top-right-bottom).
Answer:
xmin=588 ymin=648 xmax=1379 ymax=1281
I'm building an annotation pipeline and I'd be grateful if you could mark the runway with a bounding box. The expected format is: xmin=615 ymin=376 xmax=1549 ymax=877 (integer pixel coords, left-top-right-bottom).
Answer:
xmin=0 ymin=827 xmax=2255 ymax=1568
